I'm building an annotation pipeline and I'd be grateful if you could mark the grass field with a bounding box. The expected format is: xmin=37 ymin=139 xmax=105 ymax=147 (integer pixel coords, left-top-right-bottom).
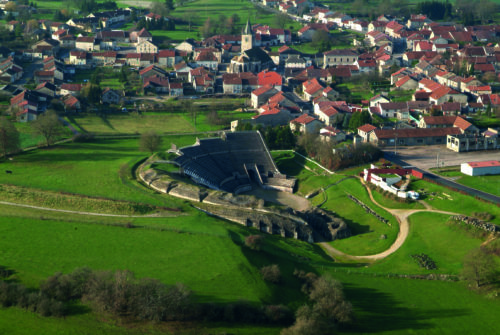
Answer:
xmin=0 ymin=135 xmax=499 ymax=333
xmin=322 ymin=178 xmax=400 ymax=256
xmin=14 ymin=122 xmax=49 ymax=148
xmin=0 ymin=137 xmax=194 ymax=207
xmin=410 ymin=178 xmax=500 ymax=224
xmin=366 ymin=212 xmax=484 ymax=275
xmin=272 ymin=152 xmax=399 ymax=256
xmin=370 ymin=187 xmax=425 ymax=210
xmin=432 ymin=166 xmax=500 ymax=196
xmin=67 ymin=114 xmax=195 ymax=134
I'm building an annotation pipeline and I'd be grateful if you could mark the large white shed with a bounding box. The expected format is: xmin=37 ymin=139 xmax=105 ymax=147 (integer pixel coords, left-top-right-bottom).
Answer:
xmin=461 ymin=160 xmax=500 ymax=176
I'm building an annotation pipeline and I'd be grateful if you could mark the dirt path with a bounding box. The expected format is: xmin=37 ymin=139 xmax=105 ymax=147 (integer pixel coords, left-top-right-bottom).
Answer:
xmin=243 ymin=187 xmax=311 ymax=211
xmin=0 ymin=200 xmax=177 ymax=218
xmin=320 ymin=180 xmax=460 ymax=261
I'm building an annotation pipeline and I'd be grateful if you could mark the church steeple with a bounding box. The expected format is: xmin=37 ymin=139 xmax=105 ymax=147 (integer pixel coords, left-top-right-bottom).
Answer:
xmin=243 ymin=19 xmax=252 ymax=35
xmin=241 ymin=19 xmax=254 ymax=52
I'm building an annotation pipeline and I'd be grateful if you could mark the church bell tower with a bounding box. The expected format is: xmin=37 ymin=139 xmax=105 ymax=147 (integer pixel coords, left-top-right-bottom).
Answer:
xmin=241 ymin=19 xmax=254 ymax=52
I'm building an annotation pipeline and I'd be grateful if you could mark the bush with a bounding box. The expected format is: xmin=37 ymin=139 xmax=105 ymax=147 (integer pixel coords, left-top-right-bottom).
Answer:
xmin=260 ymin=265 xmax=281 ymax=284
xmin=72 ymin=133 xmax=95 ymax=143
xmin=245 ymin=235 xmax=265 ymax=251
xmin=264 ymin=304 xmax=293 ymax=324
xmin=411 ymin=253 xmax=437 ymax=270
xmin=472 ymin=212 xmax=494 ymax=221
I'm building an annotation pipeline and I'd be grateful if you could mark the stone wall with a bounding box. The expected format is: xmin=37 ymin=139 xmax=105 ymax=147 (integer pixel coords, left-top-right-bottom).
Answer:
xmin=451 ymin=215 xmax=500 ymax=233
xmin=138 ymin=162 xmax=350 ymax=243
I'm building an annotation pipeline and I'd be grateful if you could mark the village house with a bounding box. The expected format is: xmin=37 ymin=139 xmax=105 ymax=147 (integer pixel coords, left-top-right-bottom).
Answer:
xmin=60 ymin=83 xmax=82 ymax=96
xmin=320 ymin=126 xmax=346 ymax=143
xmin=251 ymin=85 xmax=279 ymax=108
xmin=136 ymin=40 xmax=158 ymax=54
xmin=418 ymin=115 xmax=478 ymax=134
xmin=369 ymin=127 xmax=463 ymax=147
xmin=290 ymin=114 xmax=323 ymax=134
xmin=323 ymin=49 xmax=359 ymax=68
xmin=357 ymin=123 xmax=377 ymax=142
xmin=101 ymin=88 xmax=122 ymax=104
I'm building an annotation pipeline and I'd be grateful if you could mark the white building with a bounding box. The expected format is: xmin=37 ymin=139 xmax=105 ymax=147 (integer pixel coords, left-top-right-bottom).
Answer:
xmin=461 ymin=161 xmax=500 ymax=176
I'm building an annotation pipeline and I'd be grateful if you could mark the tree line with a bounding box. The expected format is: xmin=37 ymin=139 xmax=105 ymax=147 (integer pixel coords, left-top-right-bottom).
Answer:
xmin=0 ymin=266 xmax=354 ymax=330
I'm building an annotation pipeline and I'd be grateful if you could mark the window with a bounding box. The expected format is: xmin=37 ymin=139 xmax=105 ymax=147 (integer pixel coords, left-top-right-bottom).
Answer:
xmin=417 ymin=139 xmax=423 ymax=144
xmin=436 ymin=138 xmax=442 ymax=143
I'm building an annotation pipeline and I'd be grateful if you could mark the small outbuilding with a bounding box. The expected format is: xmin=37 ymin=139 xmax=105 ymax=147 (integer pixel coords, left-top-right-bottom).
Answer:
xmin=461 ymin=160 xmax=500 ymax=176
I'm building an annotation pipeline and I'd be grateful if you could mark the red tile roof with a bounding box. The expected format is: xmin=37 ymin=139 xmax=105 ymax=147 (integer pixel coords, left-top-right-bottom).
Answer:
xmin=358 ymin=124 xmax=377 ymax=133
xmin=291 ymin=114 xmax=318 ymax=125
xmin=467 ymin=160 xmax=500 ymax=168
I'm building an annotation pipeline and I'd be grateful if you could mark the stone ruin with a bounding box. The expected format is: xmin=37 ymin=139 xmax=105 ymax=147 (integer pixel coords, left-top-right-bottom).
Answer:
xmin=451 ymin=215 xmax=500 ymax=233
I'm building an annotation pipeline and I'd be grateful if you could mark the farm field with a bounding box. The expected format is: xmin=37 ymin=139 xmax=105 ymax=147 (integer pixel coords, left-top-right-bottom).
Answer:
xmin=432 ymin=166 xmax=500 ymax=196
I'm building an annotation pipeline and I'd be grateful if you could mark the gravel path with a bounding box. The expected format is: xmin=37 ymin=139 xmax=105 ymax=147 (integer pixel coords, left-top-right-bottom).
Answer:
xmin=0 ymin=200 xmax=173 ymax=218
xmin=320 ymin=180 xmax=459 ymax=261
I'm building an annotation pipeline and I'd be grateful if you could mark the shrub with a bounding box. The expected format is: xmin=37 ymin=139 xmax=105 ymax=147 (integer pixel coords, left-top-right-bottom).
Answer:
xmin=245 ymin=234 xmax=265 ymax=251
xmin=260 ymin=265 xmax=281 ymax=284
xmin=264 ymin=304 xmax=293 ymax=324
xmin=472 ymin=212 xmax=494 ymax=221
xmin=411 ymin=253 xmax=437 ymax=270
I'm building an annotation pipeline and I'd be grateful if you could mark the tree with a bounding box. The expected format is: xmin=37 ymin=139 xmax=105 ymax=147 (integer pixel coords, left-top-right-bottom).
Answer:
xmin=311 ymin=30 xmax=332 ymax=53
xmin=0 ymin=117 xmax=20 ymax=159
xmin=274 ymin=13 xmax=290 ymax=29
xmin=118 ymin=67 xmax=127 ymax=83
xmin=462 ymin=248 xmax=497 ymax=288
xmin=245 ymin=235 xmax=264 ymax=250
xmin=4 ymin=1 xmax=17 ymax=13
xmin=260 ymin=265 xmax=281 ymax=284
xmin=348 ymin=110 xmax=371 ymax=131
xmin=151 ymin=2 xmax=169 ymax=17
xmin=165 ymin=0 xmax=174 ymax=10
xmin=139 ymin=131 xmax=163 ymax=154
xmin=31 ymin=110 xmax=64 ymax=147
xmin=282 ymin=275 xmax=352 ymax=335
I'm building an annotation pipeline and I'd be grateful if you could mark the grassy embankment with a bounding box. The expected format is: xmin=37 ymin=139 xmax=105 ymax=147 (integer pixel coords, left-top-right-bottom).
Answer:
xmin=431 ymin=166 xmax=500 ymax=197
xmin=0 ymin=138 xmax=499 ymax=334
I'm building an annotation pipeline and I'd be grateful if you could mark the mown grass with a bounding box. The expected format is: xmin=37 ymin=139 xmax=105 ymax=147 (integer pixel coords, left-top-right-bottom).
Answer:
xmin=333 ymin=271 xmax=500 ymax=335
xmin=14 ymin=122 xmax=46 ymax=148
xmin=370 ymin=186 xmax=425 ymax=210
xmin=432 ymin=166 xmax=500 ymax=197
xmin=1 ymin=136 xmax=500 ymax=334
xmin=322 ymin=178 xmax=400 ymax=256
xmin=366 ymin=212 xmax=485 ymax=275
xmin=273 ymin=151 xmax=399 ymax=256
xmin=410 ymin=179 xmax=500 ymax=224
xmin=68 ymin=114 xmax=195 ymax=134
xmin=0 ymin=138 xmax=194 ymax=208
xmin=0 ymin=183 xmax=171 ymax=215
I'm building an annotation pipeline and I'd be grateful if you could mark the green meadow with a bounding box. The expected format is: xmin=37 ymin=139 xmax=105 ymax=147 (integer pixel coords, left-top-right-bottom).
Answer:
xmin=0 ymin=134 xmax=498 ymax=334
xmin=432 ymin=166 xmax=500 ymax=197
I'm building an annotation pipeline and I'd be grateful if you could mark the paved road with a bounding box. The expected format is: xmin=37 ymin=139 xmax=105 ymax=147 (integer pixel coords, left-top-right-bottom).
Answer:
xmin=384 ymin=152 xmax=500 ymax=205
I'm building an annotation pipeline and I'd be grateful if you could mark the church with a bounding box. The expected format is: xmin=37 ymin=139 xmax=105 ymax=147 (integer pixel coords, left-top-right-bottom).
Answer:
xmin=229 ymin=20 xmax=274 ymax=74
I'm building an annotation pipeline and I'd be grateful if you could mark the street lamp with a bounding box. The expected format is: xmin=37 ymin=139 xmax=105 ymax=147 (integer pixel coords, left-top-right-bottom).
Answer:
xmin=394 ymin=121 xmax=399 ymax=156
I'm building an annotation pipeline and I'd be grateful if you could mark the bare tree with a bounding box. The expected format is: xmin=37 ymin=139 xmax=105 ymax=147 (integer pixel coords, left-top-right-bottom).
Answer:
xmin=462 ymin=248 xmax=498 ymax=288
xmin=139 ymin=131 xmax=163 ymax=154
xmin=0 ymin=117 xmax=20 ymax=159
xmin=31 ymin=110 xmax=64 ymax=147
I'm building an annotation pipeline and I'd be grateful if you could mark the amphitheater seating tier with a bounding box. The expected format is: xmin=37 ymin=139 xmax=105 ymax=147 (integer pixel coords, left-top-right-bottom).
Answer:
xmin=174 ymin=132 xmax=277 ymax=193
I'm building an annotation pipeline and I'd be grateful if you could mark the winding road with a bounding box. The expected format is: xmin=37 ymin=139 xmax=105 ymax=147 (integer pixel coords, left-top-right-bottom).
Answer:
xmin=320 ymin=179 xmax=460 ymax=261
